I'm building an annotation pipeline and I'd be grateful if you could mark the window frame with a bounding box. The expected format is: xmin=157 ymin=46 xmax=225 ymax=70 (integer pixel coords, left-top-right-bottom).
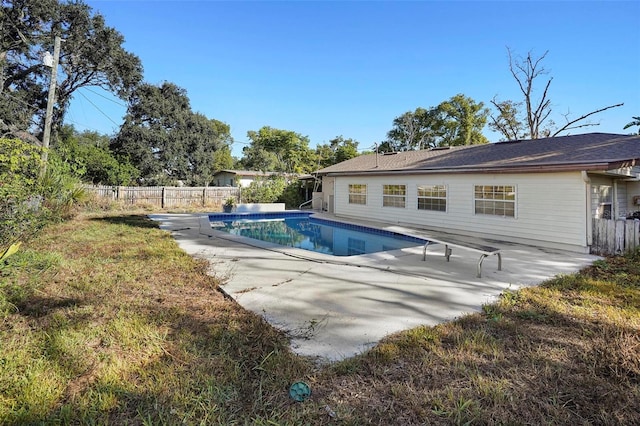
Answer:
xmin=417 ymin=184 xmax=447 ymax=212
xmin=474 ymin=185 xmax=516 ymax=218
xmin=382 ymin=184 xmax=407 ymax=208
xmin=595 ymin=185 xmax=613 ymax=219
xmin=348 ymin=184 xmax=367 ymax=205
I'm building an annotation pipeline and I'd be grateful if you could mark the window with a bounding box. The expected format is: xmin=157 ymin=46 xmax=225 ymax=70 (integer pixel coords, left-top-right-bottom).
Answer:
xmin=474 ymin=185 xmax=516 ymax=217
xmin=383 ymin=184 xmax=406 ymax=208
xmin=595 ymin=185 xmax=612 ymax=219
xmin=418 ymin=185 xmax=447 ymax=212
xmin=348 ymin=184 xmax=367 ymax=205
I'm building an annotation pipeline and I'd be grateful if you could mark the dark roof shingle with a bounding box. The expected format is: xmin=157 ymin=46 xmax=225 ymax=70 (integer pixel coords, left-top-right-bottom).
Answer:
xmin=316 ymin=133 xmax=640 ymax=175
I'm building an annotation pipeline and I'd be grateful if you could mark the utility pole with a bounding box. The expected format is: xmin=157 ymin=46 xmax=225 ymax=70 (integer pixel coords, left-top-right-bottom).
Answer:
xmin=41 ymin=36 xmax=62 ymax=175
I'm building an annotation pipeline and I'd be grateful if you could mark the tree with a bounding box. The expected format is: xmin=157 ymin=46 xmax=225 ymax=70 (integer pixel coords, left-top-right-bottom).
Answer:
xmin=384 ymin=95 xmax=488 ymax=151
xmin=491 ymin=48 xmax=622 ymax=140
xmin=315 ymin=136 xmax=360 ymax=167
xmin=0 ymin=0 xmax=143 ymax=142
xmin=212 ymin=145 xmax=235 ymax=171
xmin=437 ymin=94 xmax=489 ymax=146
xmin=623 ymin=116 xmax=640 ymax=135
xmin=386 ymin=107 xmax=441 ymax=151
xmin=54 ymin=125 xmax=138 ymax=185
xmin=111 ymin=82 xmax=232 ymax=185
xmin=239 ymin=146 xmax=280 ymax=173
xmin=241 ymin=126 xmax=314 ymax=173
xmin=315 ymin=143 xmax=335 ymax=168
xmin=488 ymin=98 xmax=528 ymax=140
xmin=332 ymin=136 xmax=359 ymax=163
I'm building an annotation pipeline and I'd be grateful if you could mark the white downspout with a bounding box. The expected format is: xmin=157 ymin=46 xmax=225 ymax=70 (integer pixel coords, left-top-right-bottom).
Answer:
xmin=582 ymin=171 xmax=592 ymax=247
xmin=332 ymin=177 xmax=336 ymax=214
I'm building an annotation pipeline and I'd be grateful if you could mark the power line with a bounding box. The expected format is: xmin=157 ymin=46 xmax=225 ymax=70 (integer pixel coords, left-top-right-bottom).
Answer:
xmin=64 ymin=116 xmax=114 ymax=134
xmin=2 ymin=89 xmax=118 ymax=136
xmin=80 ymin=87 xmax=128 ymax=107
xmin=77 ymin=90 xmax=120 ymax=126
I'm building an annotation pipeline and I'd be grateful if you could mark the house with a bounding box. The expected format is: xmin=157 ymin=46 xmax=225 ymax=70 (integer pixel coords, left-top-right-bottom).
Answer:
xmin=314 ymin=133 xmax=640 ymax=253
xmin=212 ymin=170 xmax=283 ymax=188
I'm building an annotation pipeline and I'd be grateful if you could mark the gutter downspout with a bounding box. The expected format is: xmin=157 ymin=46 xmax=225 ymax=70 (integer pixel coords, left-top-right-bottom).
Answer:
xmin=582 ymin=171 xmax=592 ymax=247
xmin=332 ymin=177 xmax=336 ymax=214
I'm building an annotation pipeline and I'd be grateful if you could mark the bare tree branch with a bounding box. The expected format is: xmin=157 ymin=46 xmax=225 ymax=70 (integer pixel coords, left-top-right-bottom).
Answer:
xmin=552 ymin=103 xmax=624 ymax=137
xmin=0 ymin=118 xmax=42 ymax=146
xmin=507 ymin=48 xmax=552 ymax=139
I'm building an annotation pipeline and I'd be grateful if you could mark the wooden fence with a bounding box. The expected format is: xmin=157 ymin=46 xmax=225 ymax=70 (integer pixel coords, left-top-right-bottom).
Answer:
xmin=85 ymin=185 xmax=240 ymax=209
xmin=591 ymin=218 xmax=640 ymax=255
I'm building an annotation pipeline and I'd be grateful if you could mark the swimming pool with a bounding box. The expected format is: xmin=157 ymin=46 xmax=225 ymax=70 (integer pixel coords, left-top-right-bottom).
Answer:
xmin=208 ymin=211 xmax=427 ymax=256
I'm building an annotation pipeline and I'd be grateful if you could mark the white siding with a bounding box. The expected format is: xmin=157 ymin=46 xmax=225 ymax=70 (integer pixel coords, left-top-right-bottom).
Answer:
xmin=627 ymin=182 xmax=640 ymax=215
xmin=617 ymin=183 xmax=628 ymax=218
xmin=215 ymin=172 xmax=237 ymax=187
xmin=238 ymin=177 xmax=255 ymax=188
xmin=322 ymin=177 xmax=335 ymax=213
xmin=332 ymin=172 xmax=589 ymax=252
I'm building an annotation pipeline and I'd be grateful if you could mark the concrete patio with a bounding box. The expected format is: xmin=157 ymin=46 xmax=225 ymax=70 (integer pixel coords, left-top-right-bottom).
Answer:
xmin=149 ymin=213 xmax=600 ymax=362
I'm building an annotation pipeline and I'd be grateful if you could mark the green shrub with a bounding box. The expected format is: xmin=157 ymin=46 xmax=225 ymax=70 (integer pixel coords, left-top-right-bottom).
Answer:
xmin=0 ymin=139 xmax=44 ymax=247
xmin=277 ymin=179 xmax=305 ymax=209
xmin=240 ymin=176 xmax=287 ymax=203
xmin=0 ymin=138 xmax=86 ymax=249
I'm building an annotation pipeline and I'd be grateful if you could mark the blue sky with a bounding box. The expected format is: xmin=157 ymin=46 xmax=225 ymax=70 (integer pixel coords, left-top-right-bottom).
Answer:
xmin=67 ymin=1 xmax=640 ymax=157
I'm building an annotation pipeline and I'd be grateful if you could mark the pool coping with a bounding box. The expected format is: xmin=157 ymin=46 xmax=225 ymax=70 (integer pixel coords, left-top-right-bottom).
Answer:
xmin=199 ymin=212 xmax=434 ymax=274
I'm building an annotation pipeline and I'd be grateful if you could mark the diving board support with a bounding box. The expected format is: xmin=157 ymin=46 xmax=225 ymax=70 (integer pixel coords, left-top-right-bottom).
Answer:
xmin=423 ymin=240 xmax=502 ymax=278
xmin=477 ymin=252 xmax=502 ymax=279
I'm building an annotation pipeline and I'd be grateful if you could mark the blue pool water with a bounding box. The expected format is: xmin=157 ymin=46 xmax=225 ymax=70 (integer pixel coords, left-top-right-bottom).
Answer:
xmin=208 ymin=211 xmax=427 ymax=256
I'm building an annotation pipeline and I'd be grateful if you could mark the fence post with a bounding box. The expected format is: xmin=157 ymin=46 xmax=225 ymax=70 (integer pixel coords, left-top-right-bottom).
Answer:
xmin=161 ymin=187 xmax=166 ymax=209
xmin=615 ymin=219 xmax=625 ymax=254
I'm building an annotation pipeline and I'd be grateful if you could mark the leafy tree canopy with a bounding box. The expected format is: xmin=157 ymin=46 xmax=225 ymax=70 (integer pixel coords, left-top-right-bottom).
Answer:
xmin=385 ymin=107 xmax=441 ymax=151
xmin=1 ymin=0 xmax=143 ymax=143
xmin=240 ymin=126 xmax=314 ymax=174
xmin=383 ymin=94 xmax=489 ymax=151
xmin=623 ymin=116 xmax=640 ymax=135
xmin=111 ymin=82 xmax=232 ymax=186
xmin=315 ymin=136 xmax=360 ymax=168
xmin=438 ymin=94 xmax=489 ymax=146
xmin=211 ymin=145 xmax=235 ymax=171
xmin=54 ymin=125 xmax=138 ymax=185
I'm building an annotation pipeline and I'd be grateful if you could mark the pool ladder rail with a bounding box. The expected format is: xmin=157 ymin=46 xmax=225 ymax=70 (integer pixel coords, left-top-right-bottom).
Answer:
xmin=299 ymin=196 xmax=324 ymax=210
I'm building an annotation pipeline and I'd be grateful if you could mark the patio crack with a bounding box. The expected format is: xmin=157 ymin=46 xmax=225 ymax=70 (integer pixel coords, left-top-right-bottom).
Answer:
xmin=272 ymin=266 xmax=314 ymax=287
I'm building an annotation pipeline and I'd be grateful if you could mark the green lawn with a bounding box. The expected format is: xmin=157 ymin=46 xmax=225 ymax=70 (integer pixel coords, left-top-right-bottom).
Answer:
xmin=1 ymin=213 xmax=638 ymax=425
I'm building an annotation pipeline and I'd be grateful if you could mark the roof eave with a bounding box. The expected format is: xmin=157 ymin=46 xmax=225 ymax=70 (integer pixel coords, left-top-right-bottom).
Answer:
xmin=323 ymin=162 xmax=622 ymax=177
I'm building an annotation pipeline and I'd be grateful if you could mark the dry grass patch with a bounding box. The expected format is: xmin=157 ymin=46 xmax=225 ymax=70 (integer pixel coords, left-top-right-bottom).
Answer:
xmin=0 ymin=213 xmax=313 ymax=424
xmin=1 ymin=211 xmax=639 ymax=424
xmin=307 ymin=255 xmax=640 ymax=425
